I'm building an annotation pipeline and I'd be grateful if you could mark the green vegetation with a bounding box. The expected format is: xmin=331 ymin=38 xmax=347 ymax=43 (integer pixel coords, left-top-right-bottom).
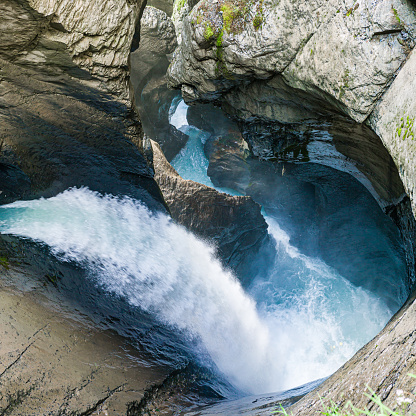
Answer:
xmin=346 ymin=3 xmax=359 ymax=17
xmin=396 ymin=115 xmax=415 ymax=141
xmin=176 ymin=0 xmax=187 ymax=12
xmin=392 ymin=7 xmax=401 ymax=25
xmin=272 ymin=374 xmax=416 ymax=416
xmin=253 ymin=12 xmax=264 ymax=30
xmin=0 ymin=256 xmax=9 ymax=270
xmin=204 ymin=23 xmax=214 ymax=40
xmin=338 ymin=69 xmax=350 ymax=100
xmin=193 ymin=0 xmax=265 ymax=77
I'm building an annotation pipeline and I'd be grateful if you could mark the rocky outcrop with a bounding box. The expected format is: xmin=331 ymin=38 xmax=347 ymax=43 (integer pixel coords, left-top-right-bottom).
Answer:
xmin=368 ymin=48 xmax=416 ymax=218
xmin=148 ymin=0 xmax=175 ymax=16
xmin=130 ymin=6 xmax=177 ymax=89
xmin=166 ymin=0 xmax=416 ymax=210
xmin=0 ymin=267 xmax=169 ymax=416
xmin=24 ymin=0 xmax=145 ymax=101
xmin=0 ymin=0 xmax=166 ymax=210
xmin=0 ymin=0 xmax=172 ymax=413
xmin=168 ymin=0 xmax=416 ymax=121
xmin=151 ymin=140 xmax=274 ymax=284
xmin=130 ymin=6 xmax=188 ymax=161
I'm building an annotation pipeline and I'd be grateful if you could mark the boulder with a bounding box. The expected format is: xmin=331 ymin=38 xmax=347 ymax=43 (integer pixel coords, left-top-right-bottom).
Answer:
xmin=168 ymin=0 xmax=416 ymax=123
xmin=151 ymin=140 xmax=274 ymax=284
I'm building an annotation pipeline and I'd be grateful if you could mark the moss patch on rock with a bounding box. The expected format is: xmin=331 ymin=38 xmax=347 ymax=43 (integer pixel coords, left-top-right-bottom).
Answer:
xmin=396 ymin=115 xmax=415 ymax=141
xmin=191 ymin=0 xmax=264 ymax=77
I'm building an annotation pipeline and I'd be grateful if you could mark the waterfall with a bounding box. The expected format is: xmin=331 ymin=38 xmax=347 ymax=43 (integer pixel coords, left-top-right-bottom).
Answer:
xmin=0 ymin=187 xmax=393 ymax=393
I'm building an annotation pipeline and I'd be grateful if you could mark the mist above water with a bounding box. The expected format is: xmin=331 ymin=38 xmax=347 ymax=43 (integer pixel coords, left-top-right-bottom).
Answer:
xmin=167 ymin=98 xmax=406 ymax=389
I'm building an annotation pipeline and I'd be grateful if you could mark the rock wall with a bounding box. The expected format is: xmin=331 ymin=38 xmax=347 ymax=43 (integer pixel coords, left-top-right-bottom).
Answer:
xmin=151 ymin=140 xmax=274 ymax=284
xmin=24 ymin=0 xmax=146 ymax=101
xmin=166 ymin=0 xmax=416 ymax=413
xmin=0 ymin=1 xmax=172 ymax=414
xmin=166 ymin=0 xmax=416 ymax=215
xmin=0 ymin=0 xmax=167 ymax=210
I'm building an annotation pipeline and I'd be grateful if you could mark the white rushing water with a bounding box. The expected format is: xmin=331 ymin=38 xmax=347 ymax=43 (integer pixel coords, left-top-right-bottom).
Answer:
xmin=0 ymin=188 xmax=392 ymax=393
xmin=167 ymin=98 xmax=394 ymax=389
xmin=0 ymin=189 xmax=270 ymax=393
xmin=0 ymin=99 xmax=396 ymax=395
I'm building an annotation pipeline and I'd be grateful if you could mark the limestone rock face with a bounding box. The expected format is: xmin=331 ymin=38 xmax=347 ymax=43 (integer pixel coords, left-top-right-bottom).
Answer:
xmin=0 ymin=267 xmax=168 ymax=416
xmin=0 ymin=1 xmax=173 ymax=413
xmin=130 ymin=6 xmax=187 ymax=161
xmin=23 ymin=0 xmax=145 ymax=100
xmin=148 ymin=0 xmax=175 ymax=16
xmin=368 ymin=48 xmax=416 ymax=218
xmin=131 ymin=6 xmax=177 ymax=88
xmin=168 ymin=0 xmax=416 ymax=122
xmin=151 ymin=140 xmax=274 ymax=284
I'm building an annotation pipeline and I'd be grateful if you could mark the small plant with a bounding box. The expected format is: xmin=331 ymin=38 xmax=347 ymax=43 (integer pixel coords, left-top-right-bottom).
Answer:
xmin=272 ymin=374 xmax=416 ymax=416
xmin=204 ymin=23 xmax=214 ymax=40
xmin=396 ymin=115 xmax=415 ymax=141
xmin=176 ymin=0 xmax=186 ymax=12
xmin=346 ymin=2 xmax=359 ymax=17
xmin=0 ymin=256 xmax=9 ymax=270
xmin=253 ymin=12 xmax=263 ymax=30
xmin=392 ymin=7 xmax=402 ymax=25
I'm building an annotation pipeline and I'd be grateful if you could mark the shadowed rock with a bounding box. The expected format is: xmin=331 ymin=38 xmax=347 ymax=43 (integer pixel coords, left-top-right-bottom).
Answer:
xmin=151 ymin=139 xmax=274 ymax=284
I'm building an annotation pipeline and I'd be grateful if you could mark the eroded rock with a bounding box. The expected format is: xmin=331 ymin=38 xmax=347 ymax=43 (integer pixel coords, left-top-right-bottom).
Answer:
xmin=151 ymin=139 xmax=274 ymax=284
xmin=130 ymin=6 xmax=188 ymax=161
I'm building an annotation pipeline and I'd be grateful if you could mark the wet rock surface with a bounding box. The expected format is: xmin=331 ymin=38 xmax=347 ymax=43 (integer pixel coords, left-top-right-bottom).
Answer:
xmin=0 ymin=0 xmax=175 ymax=414
xmin=166 ymin=1 xmax=416 ymax=412
xmin=0 ymin=59 xmax=165 ymax=209
xmin=289 ymin=291 xmax=416 ymax=416
xmin=0 ymin=0 xmax=166 ymax=211
xmin=0 ymin=255 xmax=170 ymax=416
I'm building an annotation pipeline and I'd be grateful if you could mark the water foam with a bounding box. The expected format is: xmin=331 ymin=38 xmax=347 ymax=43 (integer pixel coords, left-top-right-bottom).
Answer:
xmin=0 ymin=188 xmax=393 ymax=393
xmin=251 ymin=219 xmax=392 ymax=388
xmin=166 ymin=98 xmax=395 ymax=390
xmin=0 ymin=188 xmax=272 ymax=393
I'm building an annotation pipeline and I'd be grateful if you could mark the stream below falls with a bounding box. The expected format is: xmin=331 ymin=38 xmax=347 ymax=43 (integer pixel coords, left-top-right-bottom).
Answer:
xmin=0 ymin=96 xmax=409 ymax=408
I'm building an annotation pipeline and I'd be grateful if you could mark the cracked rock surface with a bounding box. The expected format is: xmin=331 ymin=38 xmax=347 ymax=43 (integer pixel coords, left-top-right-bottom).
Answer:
xmin=0 ymin=267 xmax=168 ymax=416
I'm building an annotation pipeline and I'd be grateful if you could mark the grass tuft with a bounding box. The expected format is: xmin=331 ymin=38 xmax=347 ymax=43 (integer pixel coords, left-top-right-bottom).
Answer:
xmin=272 ymin=374 xmax=416 ymax=416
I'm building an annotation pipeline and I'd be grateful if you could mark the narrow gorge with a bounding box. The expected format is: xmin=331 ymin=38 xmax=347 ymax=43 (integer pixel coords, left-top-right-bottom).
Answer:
xmin=0 ymin=0 xmax=416 ymax=415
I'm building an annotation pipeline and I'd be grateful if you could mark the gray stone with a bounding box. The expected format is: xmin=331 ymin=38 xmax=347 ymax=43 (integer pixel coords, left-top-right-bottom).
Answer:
xmin=368 ymin=48 xmax=416 ymax=219
xmin=151 ymin=140 xmax=274 ymax=285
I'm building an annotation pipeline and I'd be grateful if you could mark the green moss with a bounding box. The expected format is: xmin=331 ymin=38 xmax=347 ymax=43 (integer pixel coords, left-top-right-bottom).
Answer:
xmin=176 ymin=0 xmax=186 ymax=12
xmin=396 ymin=115 xmax=415 ymax=141
xmin=253 ymin=12 xmax=263 ymax=30
xmin=204 ymin=23 xmax=214 ymax=40
xmin=221 ymin=4 xmax=238 ymax=32
xmin=194 ymin=0 xmax=265 ymax=77
xmin=0 ymin=256 xmax=9 ymax=270
xmin=339 ymin=69 xmax=350 ymax=99
xmin=392 ymin=7 xmax=401 ymax=24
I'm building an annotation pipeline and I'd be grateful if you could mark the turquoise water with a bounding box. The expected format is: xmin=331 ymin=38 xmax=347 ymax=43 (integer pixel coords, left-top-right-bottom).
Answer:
xmin=167 ymin=98 xmax=403 ymax=389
